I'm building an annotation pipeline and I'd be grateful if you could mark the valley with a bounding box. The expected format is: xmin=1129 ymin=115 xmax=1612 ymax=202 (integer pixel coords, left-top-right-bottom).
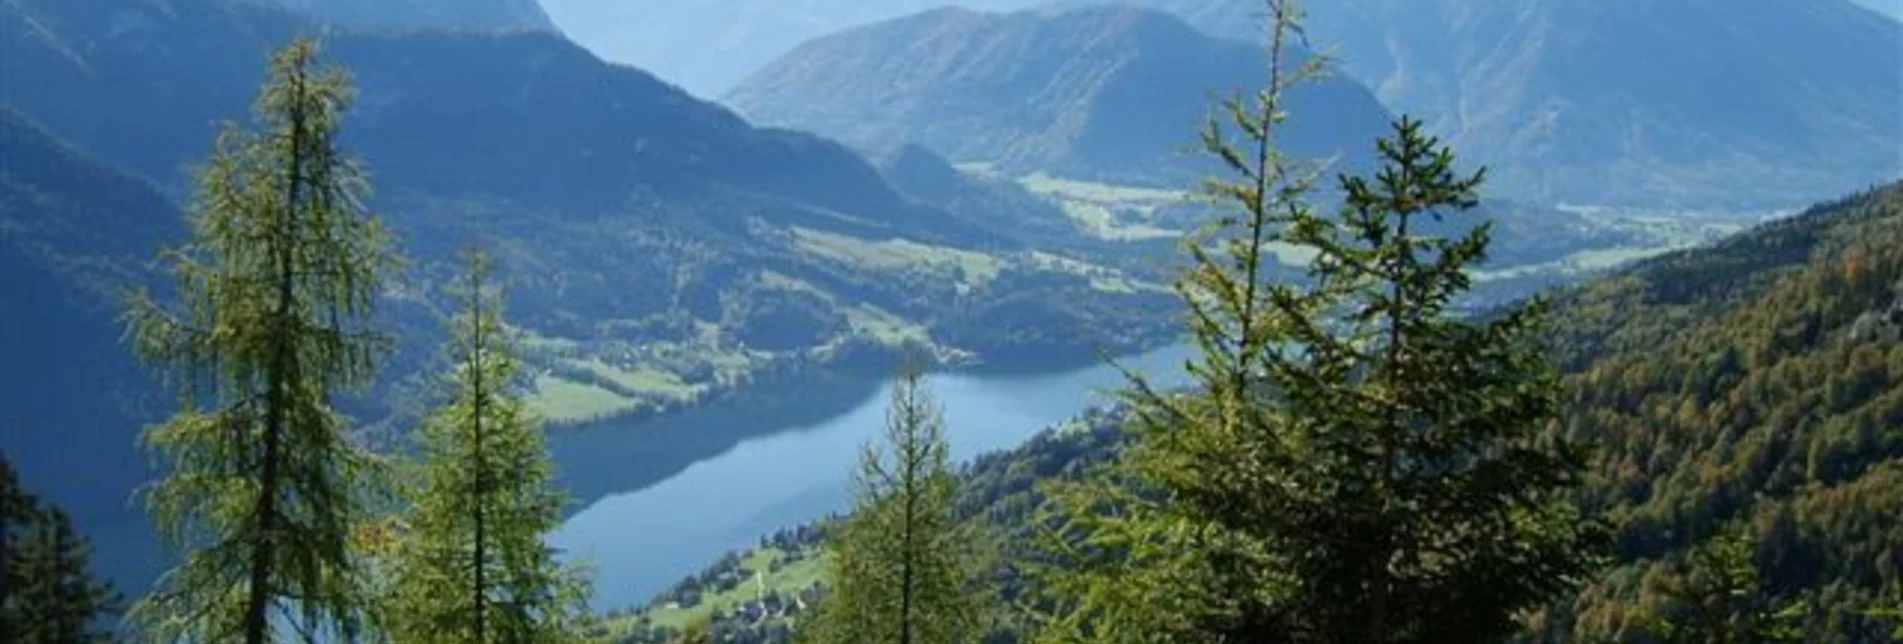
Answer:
xmin=0 ymin=0 xmax=1898 ymax=641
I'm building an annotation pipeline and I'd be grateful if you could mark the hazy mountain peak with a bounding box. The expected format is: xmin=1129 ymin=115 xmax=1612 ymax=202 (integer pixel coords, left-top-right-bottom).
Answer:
xmin=250 ymin=0 xmax=555 ymax=32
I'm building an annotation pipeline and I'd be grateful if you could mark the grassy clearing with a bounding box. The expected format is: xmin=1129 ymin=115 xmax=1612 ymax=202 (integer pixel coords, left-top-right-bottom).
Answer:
xmin=518 ymin=328 xmax=582 ymax=353
xmin=525 ymin=374 xmax=640 ymax=423
xmin=612 ymin=547 xmax=830 ymax=634
xmin=1020 ymin=171 xmax=1186 ymax=203
xmin=789 ymin=227 xmax=1004 ymax=287
xmin=1025 ymin=251 xmax=1169 ymax=294
xmin=568 ymin=358 xmax=697 ymax=400
xmin=757 ymin=270 xmax=836 ymax=301
xmin=844 ymin=304 xmax=932 ymax=346
xmin=1057 ymin=201 xmax=1180 ymax=241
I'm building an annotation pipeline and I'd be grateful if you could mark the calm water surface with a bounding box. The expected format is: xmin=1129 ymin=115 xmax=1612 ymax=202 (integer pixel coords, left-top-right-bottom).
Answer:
xmin=550 ymin=344 xmax=1194 ymax=610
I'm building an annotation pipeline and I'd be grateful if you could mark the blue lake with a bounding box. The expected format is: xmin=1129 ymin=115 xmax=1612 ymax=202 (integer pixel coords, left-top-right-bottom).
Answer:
xmin=549 ymin=343 xmax=1195 ymax=610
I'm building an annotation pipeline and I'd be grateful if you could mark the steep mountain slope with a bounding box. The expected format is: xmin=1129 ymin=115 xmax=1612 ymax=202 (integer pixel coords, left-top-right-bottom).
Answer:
xmin=1060 ymin=0 xmax=1903 ymax=208
xmin=610 ymin=183 xmax=1903 ymax=640
xmin=1538 ymin=183 xmax=1903 ymax=638
xmin=0 ymin=0 xmax=1181 ymax=588
xmin=725 ymin=5 xmax=1393 ymax=187
xmin=0 ymin=107 xmax=176 ymax=590
xmin=255 ymin=0 xmax=555 ymax=31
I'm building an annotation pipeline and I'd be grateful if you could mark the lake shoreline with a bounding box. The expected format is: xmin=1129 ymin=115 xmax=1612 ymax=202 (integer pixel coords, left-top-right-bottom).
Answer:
xmin=545 ymin=337 xmax=1181 ymax=515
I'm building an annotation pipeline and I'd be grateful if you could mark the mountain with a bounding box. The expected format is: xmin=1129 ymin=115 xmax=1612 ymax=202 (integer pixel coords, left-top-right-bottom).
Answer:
xmin=255 ymin=0 xmax=556 ymax=32
xmin=607 ymin=182 xmax=1903 ymax=641
xmin=535 ymin=0 xmax=1043 ymax=98
xmin=0 ymin=0 xmax=1182 ymax=588
xmin=0 ymin=107 xmax=176 ymax=590
xmin=1056 ymin=0 xmax=1903 ymax=208
xmin=546 ymin=0 xmax=1901 ymax=208
xmin=725 ymin=5 xmax=1393 ymax=187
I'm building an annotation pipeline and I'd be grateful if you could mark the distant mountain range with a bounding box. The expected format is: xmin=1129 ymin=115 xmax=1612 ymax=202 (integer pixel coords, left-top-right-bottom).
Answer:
xmin=546 ymin=0 xmax=1903 ymax=209
xmin=254 ymin=0 xmax=556 ymax=32
xmin=726 ymin=6 xmax=1392 ymax=187
xmin=1056 ymin=0 xmax=1903 ymax=208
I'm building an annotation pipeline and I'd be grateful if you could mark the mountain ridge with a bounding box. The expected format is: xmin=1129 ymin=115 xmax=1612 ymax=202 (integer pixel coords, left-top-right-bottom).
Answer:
xmin=251 ymin=0 xmax=557 ymax=32
xmin=725 ymin=5 xmax=1393 ymax=187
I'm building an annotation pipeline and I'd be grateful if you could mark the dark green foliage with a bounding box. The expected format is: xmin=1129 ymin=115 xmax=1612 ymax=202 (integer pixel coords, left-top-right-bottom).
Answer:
xmin=124 ymin=38 xmax=399 ymax=643
xmin=807 ymin=364 xmax=979 ymax=644
xmin=387 ymin=249 xmax=590 ymax=643
xmin=1 ymin=451 xmax=120 ymax=643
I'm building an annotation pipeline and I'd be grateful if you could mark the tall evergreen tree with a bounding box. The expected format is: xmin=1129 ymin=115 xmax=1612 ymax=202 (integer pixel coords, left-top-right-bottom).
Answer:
xmin=388 ymin=249 xmax=589 ymax=644
xmin=1033 ymin=1 xmax=1605 ymax=641
xmin=124 ymin=37 xmax=398 ymax=643
xmin=1 ymin=452 xmax=120 ymax=643
xmin=807 ymin=364 xmax=976 ymax=644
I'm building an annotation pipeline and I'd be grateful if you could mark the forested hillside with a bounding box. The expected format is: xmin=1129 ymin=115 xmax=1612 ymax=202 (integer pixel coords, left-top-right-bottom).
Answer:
xmin=1540 ymin=183 xmax=1903 ymax=639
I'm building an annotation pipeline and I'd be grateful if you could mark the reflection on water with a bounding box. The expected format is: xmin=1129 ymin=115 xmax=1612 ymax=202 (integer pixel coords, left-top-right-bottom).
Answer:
xmin=549 ymin=344 xmax=1194 ymax=610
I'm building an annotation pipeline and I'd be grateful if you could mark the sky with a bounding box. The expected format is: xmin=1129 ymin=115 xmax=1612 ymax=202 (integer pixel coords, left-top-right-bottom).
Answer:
xmin=1851 ymin=0 xmax=1903 ymax=20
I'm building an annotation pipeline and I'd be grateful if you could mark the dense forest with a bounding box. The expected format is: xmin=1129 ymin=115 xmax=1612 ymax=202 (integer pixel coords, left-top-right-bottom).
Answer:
xmin=2 ymin=0 xmax=1899 ymax=642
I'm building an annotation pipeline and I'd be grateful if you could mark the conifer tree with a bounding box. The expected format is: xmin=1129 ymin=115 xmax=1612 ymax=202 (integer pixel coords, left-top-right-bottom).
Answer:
xmin=1 ymin=452 xmax=120 ymax=643
xmin=807 ymin=364 xmax=975 ymax=644
xmin=0 ymin=452 xmax=28 ymax=632
xmin=12 ymin=508 xmax=121 ymax=643
xmin=387 ymin=248 xmax=589 ymax=644
xmin=1032 ymin=1 xmax=1604 ymax=641
xmin=124 ymin=37 xmax=398 ymax=643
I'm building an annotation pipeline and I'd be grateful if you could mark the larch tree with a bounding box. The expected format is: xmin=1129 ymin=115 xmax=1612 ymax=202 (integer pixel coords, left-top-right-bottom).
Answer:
xmin=1032 ymin=1 xmax=1606 ymax=641
xmin=124 ymin=37 xmax=398 ymax=643
xmin=387 ymin=248 xmax=589 ymax=644
xmin=807 ymin=363 xmax=976 ymax=644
